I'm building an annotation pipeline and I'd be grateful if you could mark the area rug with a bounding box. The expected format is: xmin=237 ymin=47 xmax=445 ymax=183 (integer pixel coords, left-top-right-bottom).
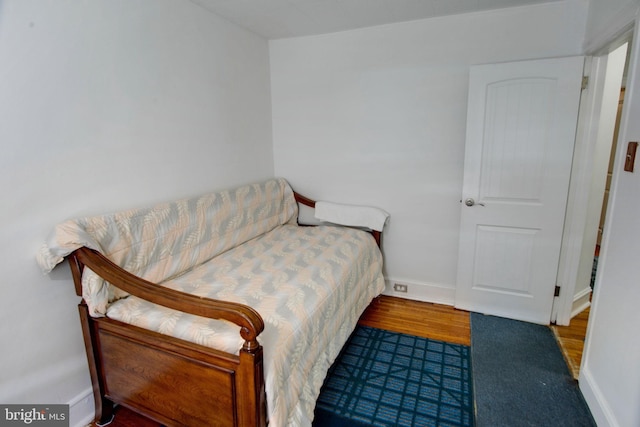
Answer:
xmin=470 ymin=313 xmax=596 ymax=427
xmin=313 ymin=325 xmax=474 ymax=427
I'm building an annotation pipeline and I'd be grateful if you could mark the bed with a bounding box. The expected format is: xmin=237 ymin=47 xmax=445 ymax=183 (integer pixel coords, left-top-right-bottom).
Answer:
xmin=36 ymin=178 xmax=387 ymax=426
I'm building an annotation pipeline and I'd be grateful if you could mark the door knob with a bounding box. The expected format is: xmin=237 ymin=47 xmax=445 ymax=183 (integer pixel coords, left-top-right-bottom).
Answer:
xmin=464 ymin=198 xmax=484 ymax=207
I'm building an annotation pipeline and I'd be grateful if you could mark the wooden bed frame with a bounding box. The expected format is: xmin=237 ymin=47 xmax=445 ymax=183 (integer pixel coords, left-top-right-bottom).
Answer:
xmin=68 ymin=192 xmax=381 ymax=427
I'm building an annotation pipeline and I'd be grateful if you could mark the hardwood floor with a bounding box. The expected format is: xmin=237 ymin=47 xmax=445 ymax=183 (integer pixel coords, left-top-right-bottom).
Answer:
xmin=359 ymin=295 xmax=471 ymax=346
xmin=551 ymin=307 xmax=590 ymax=379
xmin=88 ymin=296 xmax=471 ymax=426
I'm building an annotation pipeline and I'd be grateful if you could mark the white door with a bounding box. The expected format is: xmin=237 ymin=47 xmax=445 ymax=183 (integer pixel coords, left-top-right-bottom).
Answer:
xmin=455 ymin=57 xmax=584 ymax=324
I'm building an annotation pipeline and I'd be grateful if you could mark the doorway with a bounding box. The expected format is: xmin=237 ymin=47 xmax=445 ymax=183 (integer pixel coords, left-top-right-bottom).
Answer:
xmin=554 ymin=40 xmax=630 ymax=327
xmin=593 ymin=86 xmax=625 ymax=288
xmin=552 ymin=40 xmax=631 ymax=378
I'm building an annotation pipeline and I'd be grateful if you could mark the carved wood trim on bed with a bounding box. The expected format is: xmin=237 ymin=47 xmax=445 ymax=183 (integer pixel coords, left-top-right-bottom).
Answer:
xmin=73 ymin=247 xmax=264 ymax=352
xmin=69 ymin=247 xmax=267 ymax=426
xmin=293 ymin=191 xmax=316 ymax=208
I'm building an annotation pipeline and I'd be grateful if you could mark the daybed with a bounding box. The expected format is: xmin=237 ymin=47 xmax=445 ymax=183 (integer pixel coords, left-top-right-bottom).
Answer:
xmin=37 ymin=178 xmax=387 ymax=427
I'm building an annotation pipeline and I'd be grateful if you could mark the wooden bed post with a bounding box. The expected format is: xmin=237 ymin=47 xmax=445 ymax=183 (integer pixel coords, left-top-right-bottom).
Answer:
xmin=237 ymin=348 xmax=267 ymax=426
xmin=78 ymin=304 xmax=115 ymax=426
xmin=372 ymin=230 xmax=382 ymax=247
xmin=69 ymin=252 xmax=115 ymax=426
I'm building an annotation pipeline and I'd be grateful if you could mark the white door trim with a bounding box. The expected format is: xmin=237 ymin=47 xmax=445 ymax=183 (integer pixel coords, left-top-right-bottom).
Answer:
xmin=552 ymin=56 xmax=602 ymax=325
xmin=553 ymin=41 xmax=630 ymax=325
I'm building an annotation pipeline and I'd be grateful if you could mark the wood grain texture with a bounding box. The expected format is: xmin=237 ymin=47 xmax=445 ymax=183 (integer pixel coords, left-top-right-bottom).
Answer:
xmin=72 ymin=246 xmax=266 ymax=427
xmin=74 ymin=248 xmax=264 ymax=352
xmin=551 ymin=307 xmax=589 ymax=379
xmin=92 ymin=296 xmax=471 ymax=426
xmin=358 ymin=295 xmax=471 ymax=346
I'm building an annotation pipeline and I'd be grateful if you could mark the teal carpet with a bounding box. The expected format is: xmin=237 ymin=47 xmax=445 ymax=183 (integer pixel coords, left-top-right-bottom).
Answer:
xmin=313 ymin=326 xmax=474 ymax=427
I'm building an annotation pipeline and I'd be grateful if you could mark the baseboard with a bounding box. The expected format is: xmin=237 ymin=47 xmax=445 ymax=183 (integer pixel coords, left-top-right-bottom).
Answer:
xmin=68 ymin=388 xmax=94 ymax=427
xmin=579 ymin=366 xmax=617 ymax=427
xmin=382 ymin=278 xmax=455 ymax=306
xmin=571 ymin=287 xmax=592 ymax=318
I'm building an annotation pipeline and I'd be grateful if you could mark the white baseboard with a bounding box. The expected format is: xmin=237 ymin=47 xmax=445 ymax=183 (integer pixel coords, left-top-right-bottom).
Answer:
xmin=571 ymin=287 xmax=592 ymax=318
xmin=68 ymin=388 xmax=94 ymax=427
xmin=579 ymin=367 xmax=617 ymax=427
xmin=382 ymin=278 xmax=455 ymax=306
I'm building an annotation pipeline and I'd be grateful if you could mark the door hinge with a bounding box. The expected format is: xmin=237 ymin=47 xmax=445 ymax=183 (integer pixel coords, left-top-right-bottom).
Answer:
xmin=554 ymin=285 xmax=561 ymax=297
xmin=581 ymin=76 xmax=589 ymax=90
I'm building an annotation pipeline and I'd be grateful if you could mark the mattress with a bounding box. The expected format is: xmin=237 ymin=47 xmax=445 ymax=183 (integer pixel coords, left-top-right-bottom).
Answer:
xmin=106 ymin=223 xmax=385 ymax=427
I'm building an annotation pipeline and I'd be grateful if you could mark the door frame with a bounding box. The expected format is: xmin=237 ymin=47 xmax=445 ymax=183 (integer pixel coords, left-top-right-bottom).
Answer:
xmin=553 ymin=32 xmax=633 ymax=326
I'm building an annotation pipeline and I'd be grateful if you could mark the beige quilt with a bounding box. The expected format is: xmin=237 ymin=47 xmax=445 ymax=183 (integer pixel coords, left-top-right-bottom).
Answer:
xmin=108 ymin=224 xmax=384 ymax=426
xmin=36 ymin=178 xmax=385 ymax=426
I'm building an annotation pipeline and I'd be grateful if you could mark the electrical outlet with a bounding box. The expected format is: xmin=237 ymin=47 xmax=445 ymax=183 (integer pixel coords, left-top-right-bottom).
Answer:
xmin=393 ymin=283 xmax=408 ymax=293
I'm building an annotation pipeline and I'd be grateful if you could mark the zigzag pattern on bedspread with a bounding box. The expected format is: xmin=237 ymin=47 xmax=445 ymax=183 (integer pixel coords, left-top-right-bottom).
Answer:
xmin=37 ymin=178 xmax=298 ymax=316
xmin=107 ymin=223 xmax=386 ymax=427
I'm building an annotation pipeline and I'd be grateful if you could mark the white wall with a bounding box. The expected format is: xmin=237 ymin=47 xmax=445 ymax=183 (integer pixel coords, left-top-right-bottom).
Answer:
xmin=270 ymin=0 xmax=587 ymax=303
xmin=0 ymin=1 xmax=273 ymax=425
xmin=5 ymin=1 xmax=637 ymax=426
xmin=583 ymin=0 xmax=639 ymax=52
xmin=580 ymin=4 xmax=640 ymax=427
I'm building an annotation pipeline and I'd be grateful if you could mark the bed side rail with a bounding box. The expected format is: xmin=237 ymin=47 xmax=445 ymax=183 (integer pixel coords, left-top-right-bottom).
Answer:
xmin=69 ymin=247 xmax=265 ymax=352
xmin=293 ymin=191 xmax=316 ymax=208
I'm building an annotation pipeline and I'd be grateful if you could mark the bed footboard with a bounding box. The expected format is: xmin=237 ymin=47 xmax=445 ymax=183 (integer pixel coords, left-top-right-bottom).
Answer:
xmin=69 ymin=248 xmax=267 ymax=427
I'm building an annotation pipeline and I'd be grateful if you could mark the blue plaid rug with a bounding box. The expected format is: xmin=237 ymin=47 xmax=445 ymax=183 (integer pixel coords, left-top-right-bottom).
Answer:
xmin=314 ymin=326 xmax=474 ymax=427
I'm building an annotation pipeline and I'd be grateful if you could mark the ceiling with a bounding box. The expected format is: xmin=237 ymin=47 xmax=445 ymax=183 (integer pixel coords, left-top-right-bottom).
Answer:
xmin=189 ymin=0 xmax=563 ymax=39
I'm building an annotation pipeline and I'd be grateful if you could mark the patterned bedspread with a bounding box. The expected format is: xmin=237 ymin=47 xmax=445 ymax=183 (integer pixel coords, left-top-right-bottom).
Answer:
xmin=107 ymin=223 xmax=385 ymax=427
xmin=36 ymin=178 xmax=385 ymax=426
xmin=37 ymin=178 xmax=299 ymax=317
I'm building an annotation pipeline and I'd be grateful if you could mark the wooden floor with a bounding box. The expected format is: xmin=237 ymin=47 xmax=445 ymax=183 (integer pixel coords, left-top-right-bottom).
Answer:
xmin=358 ymin=295 xmax=471 ymax=346
xmin=88 ymin=297 xmax=592 ymax=426
xmin=551 ymin=307 xmax=590 ymax=379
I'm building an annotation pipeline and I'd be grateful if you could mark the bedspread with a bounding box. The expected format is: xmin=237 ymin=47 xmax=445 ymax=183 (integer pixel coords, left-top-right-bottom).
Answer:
xmin=37 ymin=178 xmax=298 ymax=317
xmin=107 ymin=223 xmax=385 ymax=427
